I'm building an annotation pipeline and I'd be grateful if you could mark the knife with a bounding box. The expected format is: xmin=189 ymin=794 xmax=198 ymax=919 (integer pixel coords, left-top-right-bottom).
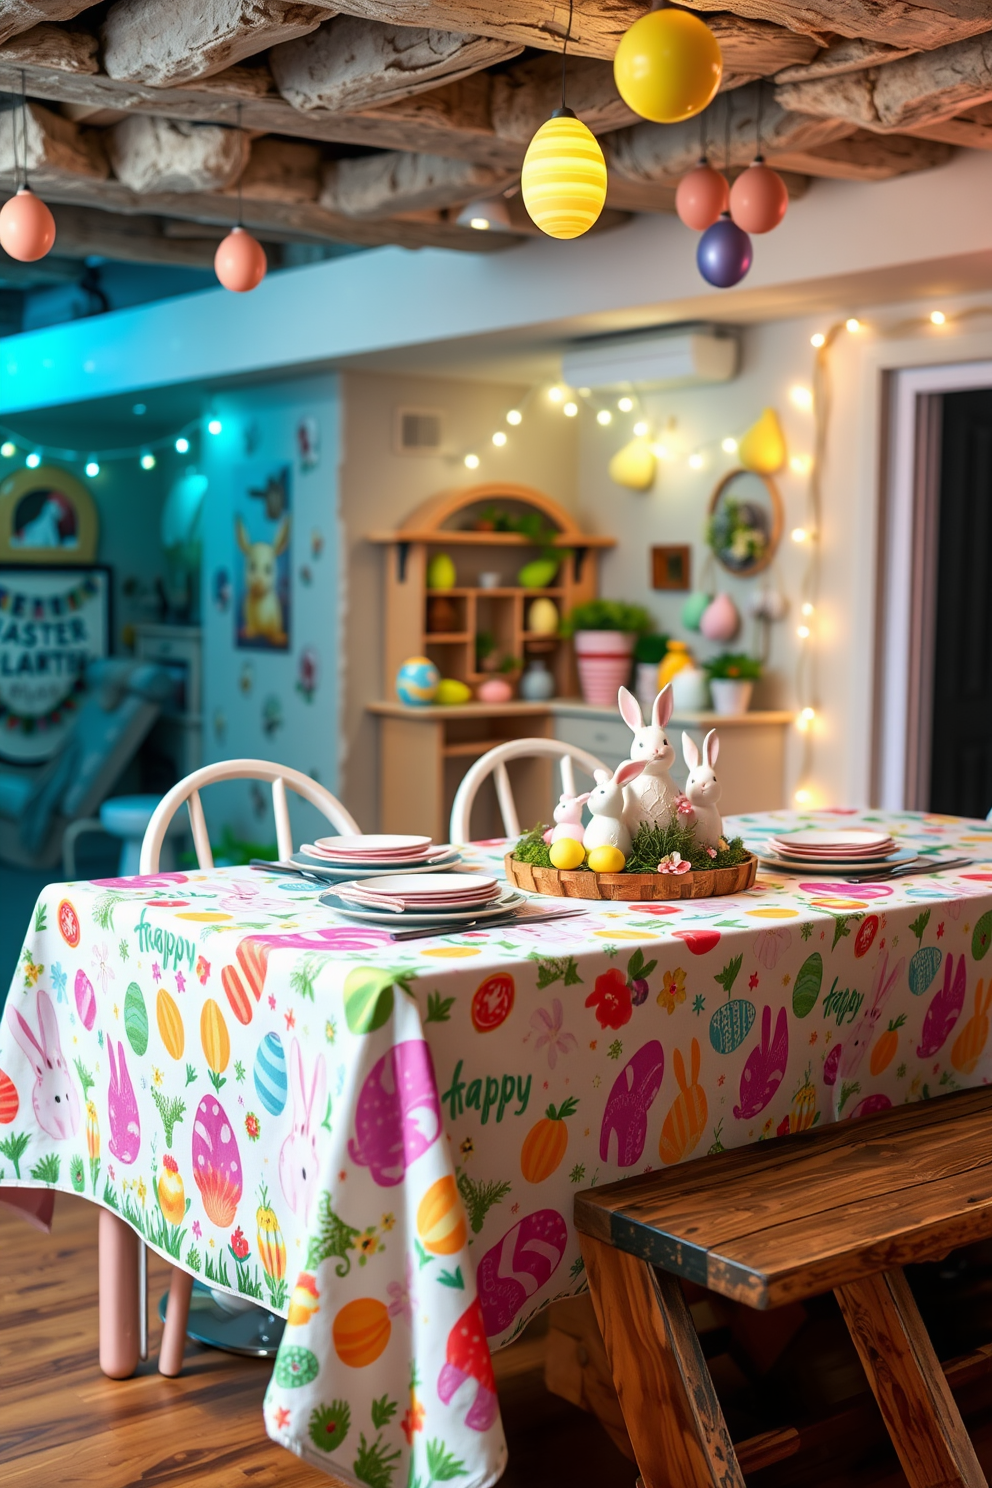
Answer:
xmin=843 ymin=856 xmax=973 ymax=883
xmin=388 ymin=908 xmax=589 ymax=942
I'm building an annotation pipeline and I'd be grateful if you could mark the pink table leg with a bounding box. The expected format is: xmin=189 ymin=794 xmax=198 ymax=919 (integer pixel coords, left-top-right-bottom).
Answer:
xmin=158 ymin=1267 xmax=194 ymax=1377
xmin=98 ymin=1208 xmax=140 ymax=1379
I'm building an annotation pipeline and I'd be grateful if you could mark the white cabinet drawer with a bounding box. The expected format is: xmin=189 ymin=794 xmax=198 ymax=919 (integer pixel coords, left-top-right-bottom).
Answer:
xmin=553 ymin=713 xmax=631 ymax=770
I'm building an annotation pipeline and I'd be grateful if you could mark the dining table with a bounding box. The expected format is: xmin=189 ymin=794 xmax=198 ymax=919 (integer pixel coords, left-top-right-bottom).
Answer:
xmin=2 ymin=807 xmax=992 ymax=1488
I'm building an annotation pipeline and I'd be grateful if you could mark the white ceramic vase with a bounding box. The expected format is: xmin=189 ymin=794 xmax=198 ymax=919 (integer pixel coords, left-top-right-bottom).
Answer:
xmin=671 ymin=666 xmax=710 ymax=712
xmin=573 ymin=630 xmax=635 ymax=707
xmin=710 ymin=678 xmax=753 ymax=715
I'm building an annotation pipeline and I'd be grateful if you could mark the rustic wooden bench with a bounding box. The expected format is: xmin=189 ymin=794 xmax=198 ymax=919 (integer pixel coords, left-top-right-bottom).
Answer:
xmin=575 ymin=1086 xmax=992 ymax=1488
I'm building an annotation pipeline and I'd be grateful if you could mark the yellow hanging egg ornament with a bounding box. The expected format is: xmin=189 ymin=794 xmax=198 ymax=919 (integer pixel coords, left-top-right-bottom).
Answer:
xmin=609 ymin=437 xmax=657 ymax=491
xmin=521 ymin=108 xmax=607 ymax=240
xmin=738 ymin=407 xmax=787 ymax=475
xmin=614 ymin=9 xmax=722 ymax=125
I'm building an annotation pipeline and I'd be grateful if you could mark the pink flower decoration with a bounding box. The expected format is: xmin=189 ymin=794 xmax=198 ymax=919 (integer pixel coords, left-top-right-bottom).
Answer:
xmin=657 ymin=852 xmax=691 ymax=875
xmin=530 ymin=999 xmax=579 ymax=1068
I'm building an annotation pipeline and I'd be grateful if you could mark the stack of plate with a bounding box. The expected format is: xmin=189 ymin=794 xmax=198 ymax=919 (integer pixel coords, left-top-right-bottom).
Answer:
xmin=296 ymin=834 xmax=461 ymax=881
xmin=321 ymin=872 xmax=526 ymax=926
xmin=756 ymin=829 xmax=915 ymax=874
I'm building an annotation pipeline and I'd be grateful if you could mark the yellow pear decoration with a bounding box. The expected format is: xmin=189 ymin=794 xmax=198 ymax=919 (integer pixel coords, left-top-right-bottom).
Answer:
xmin=608 ymin=437 xmax=656 ymax=491
xmin=738 ymin=408 xmax=787 ymax=475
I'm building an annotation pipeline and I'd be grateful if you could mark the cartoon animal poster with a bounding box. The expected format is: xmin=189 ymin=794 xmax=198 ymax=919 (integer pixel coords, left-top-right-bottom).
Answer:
xmin=233 ymin=464 xmax=291 ymax=651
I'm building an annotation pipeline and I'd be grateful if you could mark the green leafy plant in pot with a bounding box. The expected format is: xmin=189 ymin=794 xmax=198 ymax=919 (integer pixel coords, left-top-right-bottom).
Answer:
xmin=561 ymin=600 xmax=655 ymax=707
xmin=705 ymin=652 xmax=762 ymax=715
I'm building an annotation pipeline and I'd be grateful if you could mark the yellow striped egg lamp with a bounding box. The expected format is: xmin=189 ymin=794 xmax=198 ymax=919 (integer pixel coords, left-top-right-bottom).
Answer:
xmin=521 ymin=108 xmax=608 ymax=240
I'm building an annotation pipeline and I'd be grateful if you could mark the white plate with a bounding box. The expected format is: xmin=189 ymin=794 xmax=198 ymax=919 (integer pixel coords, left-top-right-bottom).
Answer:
xmin=755 ymin=846 xmax=918 ymax=874
xmin=772 ymin=829 xmax=894 ymax=852
xmin=320 ymin=888 xmax=527 ymax=926
xmin=348 ymin=872 xmax=498 ymax=895
xmin=314 ymin=834 xmax=432 ymax=854
xmin=769 ymin=842 xmax=895 ymax=860
xmin=293 ymin=851 xmax=461 ymax=880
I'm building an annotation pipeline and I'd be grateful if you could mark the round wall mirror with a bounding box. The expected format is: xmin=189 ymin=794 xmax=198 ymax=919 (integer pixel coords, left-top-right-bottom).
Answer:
xmin=706 ymin=468 xmax=784 ymax=577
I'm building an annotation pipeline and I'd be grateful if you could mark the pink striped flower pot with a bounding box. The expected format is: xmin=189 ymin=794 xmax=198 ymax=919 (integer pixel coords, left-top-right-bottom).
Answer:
xmin=573 ymin=630 xmax=636 ymax=707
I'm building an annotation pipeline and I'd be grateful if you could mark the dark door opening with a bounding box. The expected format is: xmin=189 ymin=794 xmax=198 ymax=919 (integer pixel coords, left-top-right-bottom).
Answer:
xmin=928 ymin=388 xmax=992 ymax=816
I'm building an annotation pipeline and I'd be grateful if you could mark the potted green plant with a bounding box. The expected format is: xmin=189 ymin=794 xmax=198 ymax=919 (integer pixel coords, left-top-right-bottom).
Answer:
xmin=704 ymin=652 xmax=762 ymax=715
xmin=561 ymin=600 xmax=655 ymax=706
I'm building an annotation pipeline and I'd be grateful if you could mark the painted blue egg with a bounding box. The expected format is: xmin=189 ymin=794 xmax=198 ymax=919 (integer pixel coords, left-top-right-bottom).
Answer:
xmin=396 ymin=656 xmax=439 ymax=706
xmin=253 ymin=1032 xmax=288 ymax=1115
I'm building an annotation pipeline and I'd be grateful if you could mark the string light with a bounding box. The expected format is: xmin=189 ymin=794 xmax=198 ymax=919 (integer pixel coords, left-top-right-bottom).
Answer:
xmin=507 ymin=409 xmax=522 ymax=425
xmin=790 ymin=384 xmax=814 ymax=411
xmin=596 ymin=409 xmax=612 ymax=425
xmin=633 ymin=420 xmax=649 ymax=437
xmin=845 ymin=317 xmax=862 ymax=333
xmin=0 ymin=441 xmax=14 ymax=458
xmin=797 ymin=706 xmax=816 ymax=733
xmin=548 ymin=386 xmax=564 ymax=403
xmin=175 ymin=436 xmax=190 ymax=454
xmin=140 ymin=453 xmax=156 ymax=471
xmin=688 ymin=452 xmax=704 ymax=470
xmin=492 ymin=431 xmax=507 ymax=446
xmin=84 ymin=459 xmax=100 ymax=478
xmin=794 ymin=787 xmax=813 ymax=805
xmin=721 ymin=436 xmax=738 ymax=453
xmin=207 ymin=418 xmax=223 ymax=435
xmin=617 ymin=396 xmax=634 ymax=412
xmin=563 ymin=401 xmax=578 ymax=417
xmin=810 ymin=332 xmax=825 ymax=348
xmin=25 ymin=451 xmax=40 ymax=468
xmin=801 ymin=601 xmax=815 ymax=617
xmin=791 ymin=526 xmax=809 ymax=543
xmin=789 ymin=453 xmax=812 ymax=475
xmin=797 ymin=624 xmax=810 ymax=639
xmin=464 ymin=453 xmax=480 ymax=469
xmin=930 ymin=310 xmax=946 ymax=326
xmin=652 ymin=442 xmax=670 ymax=460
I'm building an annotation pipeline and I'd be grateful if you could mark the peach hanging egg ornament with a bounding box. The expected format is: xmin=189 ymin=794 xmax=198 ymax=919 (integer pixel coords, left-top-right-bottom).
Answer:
xmin=729 ymin=160 xmax=789 ymax=235
xmin=0 ymin=187 xmax=55 ymax=262
xmin=699 ymin=592 xmax=740 ymax=642
xmin=676 ymin=162 xmax=729 ymax=231
xmin=214 ymin=226 xmax=267 ymax=292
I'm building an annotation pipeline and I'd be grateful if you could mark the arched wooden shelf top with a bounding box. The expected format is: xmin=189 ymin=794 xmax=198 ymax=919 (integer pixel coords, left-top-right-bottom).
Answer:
xmin=368 ymin=483 xmax=615 ymax=547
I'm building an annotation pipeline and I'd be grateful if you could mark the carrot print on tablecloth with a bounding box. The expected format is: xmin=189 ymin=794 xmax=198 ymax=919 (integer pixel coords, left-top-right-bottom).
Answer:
xmin=951 ymin=977 xmax=992 ymax=1074
xmin=659 ymin=1040 xmax=707 ymax=1164
xmin=520 ymin=1098 xmax=578 ymax=1183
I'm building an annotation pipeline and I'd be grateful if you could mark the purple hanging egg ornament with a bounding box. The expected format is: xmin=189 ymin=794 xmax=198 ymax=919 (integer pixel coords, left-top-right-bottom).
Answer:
xmin=697 ymin=213 xmax=752 ymax=289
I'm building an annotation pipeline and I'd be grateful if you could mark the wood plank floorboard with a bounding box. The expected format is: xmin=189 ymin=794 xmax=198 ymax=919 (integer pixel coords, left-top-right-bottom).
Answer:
xmin=0 ymin=1195 xmax=633 ymax=1488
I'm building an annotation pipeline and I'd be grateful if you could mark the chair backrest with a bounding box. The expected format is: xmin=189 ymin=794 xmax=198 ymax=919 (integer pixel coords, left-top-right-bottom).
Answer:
xmin=449 ymin=737 xmax=609 ymax=844
xmin=139 ymin=758 xmax=360 ymax=873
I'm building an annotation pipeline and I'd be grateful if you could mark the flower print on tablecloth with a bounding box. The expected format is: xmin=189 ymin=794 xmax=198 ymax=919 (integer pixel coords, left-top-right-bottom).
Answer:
xmin=3 ymin=811 xmax=992 ymax=1488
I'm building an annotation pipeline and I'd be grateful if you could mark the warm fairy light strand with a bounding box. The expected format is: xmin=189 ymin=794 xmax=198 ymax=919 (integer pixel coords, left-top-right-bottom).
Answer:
xmin=0 ymin=412 xmax=225 ymax=472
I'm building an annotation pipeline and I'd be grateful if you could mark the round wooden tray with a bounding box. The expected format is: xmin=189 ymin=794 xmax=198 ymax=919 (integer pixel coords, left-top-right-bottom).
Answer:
xmin=504 ymin=852 xmax=758 ymax=902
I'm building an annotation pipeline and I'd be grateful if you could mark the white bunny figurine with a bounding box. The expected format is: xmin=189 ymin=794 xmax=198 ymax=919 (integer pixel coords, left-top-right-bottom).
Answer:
xmin=584 ymin=759 xmax=648 ymax=858
xmin=279 ymin=1038 xmax=326 ymax=1226
xmin=550 ymin=791 xmax=590 ymax=845
xmin=10 ymin=987 xmax=80 ymax=1141
xmin=618 ymin=684 xmax=680 ymax=835
xmin=681 ymin=729 xmax=723 ymax=851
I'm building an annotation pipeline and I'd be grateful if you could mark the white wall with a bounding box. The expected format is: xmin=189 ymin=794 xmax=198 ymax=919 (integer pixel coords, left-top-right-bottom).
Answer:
xmin=338 ymin=370 xmax=578 ymax=827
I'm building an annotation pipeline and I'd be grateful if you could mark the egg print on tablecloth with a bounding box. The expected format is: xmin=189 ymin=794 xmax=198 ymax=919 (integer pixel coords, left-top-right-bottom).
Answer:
xmin=192 ymin=1094 xmax=243 ymax=1226
xmin=254 ymin=1032 xmax=288 ymax=1115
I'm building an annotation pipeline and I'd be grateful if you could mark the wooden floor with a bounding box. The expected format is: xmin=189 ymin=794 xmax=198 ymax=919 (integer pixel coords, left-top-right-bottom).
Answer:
xmin=0 ymin=1195 xmax=632 ymax=1488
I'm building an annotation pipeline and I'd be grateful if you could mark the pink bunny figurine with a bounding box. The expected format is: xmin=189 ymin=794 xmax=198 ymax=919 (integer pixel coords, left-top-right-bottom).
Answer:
xmin=836 ymin=952 xmax=905 ymax=1090
xmin=584 ymin=759 xmax=648 ymax=858
xmin=107 ymin=1040 xmax=140 ymax=1163
xmin=550 ymin=792 xmax=590 ymax=846
xmin=618 ymin=684 xmax=680 ymax=836
xmin=279 ymin=1038 xmax=326 ymax=1224
xmin=681 ymin=729 xmax=723 ymax=852
xmin=918 ymin=952 xmax=967 ymax=1058
xmin=733 ymin=1005 xmax=789 ymax=1121
xmin=10 ymin=988 xmax=80 ymax=1141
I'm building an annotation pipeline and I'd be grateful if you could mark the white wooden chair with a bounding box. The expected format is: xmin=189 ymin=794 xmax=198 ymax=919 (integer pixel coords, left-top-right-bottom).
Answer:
xmin=449 ymin=737 xmax=608 ymax=844
xmin=139 ymin=758 xmax=359 ymax=875
xmin=137 ymin=759 xmax=359 ymax=1377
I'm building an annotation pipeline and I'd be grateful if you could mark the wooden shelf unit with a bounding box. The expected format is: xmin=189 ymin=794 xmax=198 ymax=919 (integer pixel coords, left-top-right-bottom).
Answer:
xmin=368 ymin=483 xmax=614 ymax=837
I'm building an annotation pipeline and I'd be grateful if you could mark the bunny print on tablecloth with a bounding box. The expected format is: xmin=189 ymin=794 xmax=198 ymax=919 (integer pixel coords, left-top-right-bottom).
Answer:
xmin=9 ymin=987 xmax=80 ymax=1141
xmin=107 ymin=1039 xmax=140 ymax=1163
xmin=279 ymin=1038 xmax=326 ymax=1225
xmin=734 ymin=1005 xmax=789 ymax=1121
xmin=618 ymin=684 xmax=680 ymax=835
xmin=835 ymin=952 xmax=906 ymax=1097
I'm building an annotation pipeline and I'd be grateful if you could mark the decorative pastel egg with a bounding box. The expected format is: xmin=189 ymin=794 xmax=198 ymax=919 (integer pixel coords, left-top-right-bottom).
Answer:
xmin=157 ymin=988 xmax=185 ymax=1060
xmin=476 ymin=678 xmax=513 ymax=704
xmin=608 ymin=438 xmax=656 ymax=491
xmin=909 ymin=945 xmax=942 ymax=995
xmin=681 ymin=591 xmax=711 ymax=631
xmin=587 ymin=845 xmax=626 ymax=873
xmin=0 ymin=187 xmax=56 ymax=262
xmin=395 ymin=656 xmax=440 ymax=707
xmin=973 ymin=911 xmax=992 ymax=961
xmin=435 ymin=678 xmax=471 ymax=705
xmin=527 ymin=597 xmax=559 ymax=635
xmin=729 ymin=162 xmax=789 ymax=235
xmin=521 ymin=114 xmax=606 ymax=240
xmin=275 ymin=1345 xmax=320 ymax=1389
xmin=708 ymin=998 xmax=755 ymax=1054
xmin=123 ymin=982 xmax=148 ymax=1056
xmin=550 ymin=838 xmax=585 ymax=871
xmin=699 ymin=592 xmax=740 ymax=642
xmin=191 ymin=1095 xmax=243 ymax=1226
xmin=0 ymin=1070 xmax=18 ymax=1125
xmin=333 ymin=1297 xmax=391 ymax=1368
xmin=74 ymin=969 xmax=96 ymax=1031
xmin=676 ymin=162 xmax=728 ymax=230
xmin=614 ymin=7 xmax=722 ymax=124
xmin=518 ymin=557 xmax=560 ymax=588
xmin=417 ymin=1175 xmax=467 ymax=1256
xmin=253 ymin=1032 xmax=288 ymax=1114
xmin=343 ymin=968 xmax=394 ymax=1036
xmin=427 ymin=553 xmax=457 ymax=590
xmin=214 ymin=226 xmax=266 ymax=292
xmin=792 ymin=952 xmax=823 ymax=1017
xmin=739 ymin=408 xmax=787 ymax=475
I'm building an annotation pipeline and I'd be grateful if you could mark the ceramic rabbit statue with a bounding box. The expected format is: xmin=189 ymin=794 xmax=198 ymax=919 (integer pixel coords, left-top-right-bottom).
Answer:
xmin=550 ymin=792 xmax=590 ymax=845
xmin=618 ymin=685 xmax=680 ymax=836
xmin=584 ymin=759 xmax=647 ymax=858
xmin=681 ymin=729 xmax=723 ymax=851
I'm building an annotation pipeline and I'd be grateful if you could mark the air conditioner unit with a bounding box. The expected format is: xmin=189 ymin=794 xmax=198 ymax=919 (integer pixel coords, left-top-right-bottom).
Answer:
xmin=561 ymin=325 xmax=739 ymax=391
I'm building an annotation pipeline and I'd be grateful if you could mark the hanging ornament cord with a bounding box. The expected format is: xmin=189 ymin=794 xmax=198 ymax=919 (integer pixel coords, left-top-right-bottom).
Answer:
xmin=755 ymin=78 xmax=764 ymax=163
xmin=558 ymin=0 xmax=574 ymax=113
xmin=20 ymin=68 xmax=28 ymax=191
xmin=236 ymin=102 xmax=244 ymax=227
xmin=9 ymin=81 xmax=20 ymax=191
xmin=724 ymin=85 xmax=732 ymax=177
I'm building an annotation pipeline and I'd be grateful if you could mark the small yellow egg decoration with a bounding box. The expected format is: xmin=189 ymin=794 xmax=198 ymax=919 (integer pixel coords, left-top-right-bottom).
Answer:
xmin=738 ymin=408 xmax=787 ymax=475
xmin=587 ymin=844 xmax=626 ymax=873
xmin=435 ymin=678 xmax=471 ymax=705
xmin=614 ymin=9 xmax=722 ymax=124
xmin=550 ymin=838 xmax=586 ymax=870
xmin=609 ymin=437 xmax=657 ymax=492
xmin=521 ymin=109 xmax=607 ymax=240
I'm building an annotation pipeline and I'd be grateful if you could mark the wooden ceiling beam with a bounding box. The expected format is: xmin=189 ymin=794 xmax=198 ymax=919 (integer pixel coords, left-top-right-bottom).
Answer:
xmin=0 ymin=0 xmax=98 ymax=47
xmin=767 ymin=129 xmax=953 ymax=179
xmin=678 ymin=1 xmax=992 ymax=51
xmin=321 ymin=149 xmax=514 ymax=217
xmin=46 ymin=202 xmax=232 ymax=267
xmin=903 ymin=101 xmax=992 ymax=148
xmin=107 ymin=115 xmax=249 ymax=194
xmin=101 ymin=0 xmax=328 ymax=88
xmin=0 ymin=98 xmax=106 ymax=181
xmin=270 ymin=15 xmax=520 ymax=113
xmin=774 ymin=37 xmax=918 ymax=83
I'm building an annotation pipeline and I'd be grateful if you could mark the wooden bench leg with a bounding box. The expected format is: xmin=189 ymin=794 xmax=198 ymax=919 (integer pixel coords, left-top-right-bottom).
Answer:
xmin=580 ymin=1231 xmax=745 ymax=1488
xmin=835 ymin=1267 xmax=988 ymax=1488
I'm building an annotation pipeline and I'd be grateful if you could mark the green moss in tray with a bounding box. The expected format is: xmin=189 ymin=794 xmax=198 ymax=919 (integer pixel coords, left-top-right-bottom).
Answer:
xmin=512 ymin=821 xmax=749 ymax=874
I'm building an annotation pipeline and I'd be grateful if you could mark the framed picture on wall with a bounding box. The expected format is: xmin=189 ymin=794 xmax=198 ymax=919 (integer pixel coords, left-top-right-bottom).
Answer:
xmin=0 ymin=564 xmax=111 ymax=763
xmin=651 ymin=545 xmax=691 ymax=591
xmin=233 ymin=464 xmax=292 ymax=651
xmin=0 ymin=464 xmax=99 ymax=564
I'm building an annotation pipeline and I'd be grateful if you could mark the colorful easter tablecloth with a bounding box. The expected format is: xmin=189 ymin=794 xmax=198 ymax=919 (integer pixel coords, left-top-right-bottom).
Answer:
xmin=4 ymin=809 xmax=992 ymax=1488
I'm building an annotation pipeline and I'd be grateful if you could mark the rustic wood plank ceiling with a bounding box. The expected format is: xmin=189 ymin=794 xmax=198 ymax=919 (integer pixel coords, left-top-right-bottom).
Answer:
xmin=0 ymin=0 xmax=987 ymax=266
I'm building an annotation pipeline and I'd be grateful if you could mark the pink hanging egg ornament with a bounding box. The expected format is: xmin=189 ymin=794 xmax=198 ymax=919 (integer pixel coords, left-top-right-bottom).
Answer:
xmin=676 ymin=161 xmax=729 ymax=231
xmin=729 ymin=159 xmax=788 ymax=234
xmin=0 ymin=187 xmax=55 ymax=262
xmin=214 ymin=226 xmax=267 ymax=293
xmin=699 ymin=591 xmax=740 ymax=642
